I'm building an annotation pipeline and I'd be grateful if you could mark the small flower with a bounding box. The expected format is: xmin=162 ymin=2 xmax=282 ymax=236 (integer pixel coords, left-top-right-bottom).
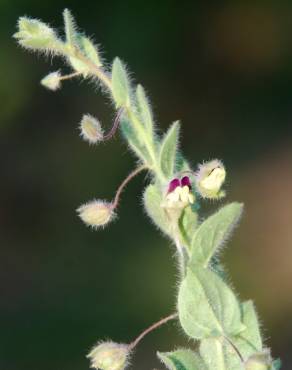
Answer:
xmin=195 ymin=159 xmax=226 ymax=199
xmin=165 ymin=176 xmax=195 ymax=209
xmin=87 ymin=341 xmax=129 ymax=370
xmin=41 ymin=71 xmax=61 ymax=91
xmin=77 ymin=200 xmax=114 ymax=229
xmin=79 ymin=114 xmax=104 ymax=144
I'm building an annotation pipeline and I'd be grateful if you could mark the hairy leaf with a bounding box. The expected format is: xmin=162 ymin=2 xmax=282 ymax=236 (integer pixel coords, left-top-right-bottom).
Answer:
xmin=200 ymin=338 xmax=243 ymax=370
xmin=158 ymin=349 xmax=206 ymax=370
xmin=178 ymin=266 xmax=243 ymax=340
xmin=112 ymin=58 xmax=131 ymax=107
xmin=232 ymin=300 xmax=262 ymax=360
xmin=136 ymin=84 xmax=154 ymax=134
xmin=63 ymin=8 xmax=77 ymax=45
xmin=120 ymin=116 xmax=152 ymax=164
xmin=143 ymin=184 xmax=171 ymax=236
xmin=159 ymin=121 xmax=180 ymax=179
xmin=190 ymin=202 xmax=243 ymax=268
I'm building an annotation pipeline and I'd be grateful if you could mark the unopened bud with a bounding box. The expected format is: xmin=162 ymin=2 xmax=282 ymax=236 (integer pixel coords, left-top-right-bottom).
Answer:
xmin=77 ymin=200 xmax=114 ymax=229
xmin=87 ymin=341 xmax=129 ymax=370
xmin=245 ymin=350 xmax=272 ymax=370
xmin=80 ymin=114 xmax=104 ymax=144
xmin=195 ymin=159 xmax=226 ymax=199
xmin=41 ymin=71 xmax=61 ymax=91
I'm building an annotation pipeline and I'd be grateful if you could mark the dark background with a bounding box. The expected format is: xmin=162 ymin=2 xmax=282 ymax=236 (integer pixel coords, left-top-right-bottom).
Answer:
xmin=1 ymin=1 xmax=292 ymax=369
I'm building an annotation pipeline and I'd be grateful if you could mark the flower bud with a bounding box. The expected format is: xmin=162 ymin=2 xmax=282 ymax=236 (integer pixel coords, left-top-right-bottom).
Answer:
xmin=195 ymin=159 xmax=226 ymax=199
xmin=79 ymin=114 xmax=104 ymax=144
xmin=245 ymin=350 xmax=272 ymax=370
xmin=41 ymin=71 xmax=61 ymax=91
xmin=77 ymin=200 xmax=114 ymax=229
xmin=87 ymin=341 xmax=129 ymax=370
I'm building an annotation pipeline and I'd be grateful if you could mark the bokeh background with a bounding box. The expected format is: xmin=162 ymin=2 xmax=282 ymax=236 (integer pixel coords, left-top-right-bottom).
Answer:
xmin=1 ymin=1 xmax=292 ymax=369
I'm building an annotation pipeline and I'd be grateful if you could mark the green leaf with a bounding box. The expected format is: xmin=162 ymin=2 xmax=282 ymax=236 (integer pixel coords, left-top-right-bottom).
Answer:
xmin=178 ymin=266 xmax=243 ymax=340
xmin=179 ymin=206 xmax=198 ymax=248
xmin=63 ymin=8 xmax=77 ymax=45
xmin=200 ymin=338 xmax=243 ymax=370
xmin=112 ymin=58 xmax=131 ymax=107
xmin=143 ymin=184 xmax=171 ymax=236
xmin=136 ymin=84 xmax=154 ymax=134
xmin=120 ymin=116 xmax=152 ymax=163
xmin=232 ymin=300 xmax=262 ymax=360
xmin=78 ymin=36 xmax=102 ymax=66
xmin=190 ymin=202 xmax=243 ymax=268
xmin=158 ymin=349 xmax=206 ymax=370
xmin=69 ymin=35 xmax=102 ymax=75
xmin=159 ymin=121 xmax=180 ymax=179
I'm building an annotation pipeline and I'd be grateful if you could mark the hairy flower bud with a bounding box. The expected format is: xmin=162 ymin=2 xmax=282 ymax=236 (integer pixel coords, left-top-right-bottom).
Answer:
xmin=79 ymin=114 xmax=104 ymax=144
xmin=195 ymin=159 xmax=226 ymax=199
xmin=41 ymin=71 xmax=61 ymax=91
xmin=77 ymin=200 xmax=114 ymax=229
xmin=245 ymin=350 xmax=272 ymax=370
xmin=87 ymin=341 xmax=129 ymax=370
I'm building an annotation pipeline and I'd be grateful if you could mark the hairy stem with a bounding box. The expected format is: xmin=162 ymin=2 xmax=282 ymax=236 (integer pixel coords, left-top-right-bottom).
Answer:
xmin=111 ymin=165 xmax=149 ymax=210
xmin=128 ymin=313 xmax=178 ymax=351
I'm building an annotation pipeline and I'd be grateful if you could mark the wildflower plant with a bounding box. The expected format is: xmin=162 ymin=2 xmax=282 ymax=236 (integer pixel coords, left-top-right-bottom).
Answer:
xmin=14 ymin=10 xmax=281 ymax=370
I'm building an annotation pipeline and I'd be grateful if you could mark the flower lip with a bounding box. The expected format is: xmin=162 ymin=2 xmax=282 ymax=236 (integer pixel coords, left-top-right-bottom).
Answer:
xmin=167 ymin=176 xmax=191 ymax=194
xmin=167 ymin=178 xmax=181 ymax=193
xmin=181 ymin=176 xmax=191 ymax=188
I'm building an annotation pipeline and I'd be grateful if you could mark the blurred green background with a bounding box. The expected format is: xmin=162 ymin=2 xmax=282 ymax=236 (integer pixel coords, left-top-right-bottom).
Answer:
xmin=1 ymin=1 xmax=292 ymax=369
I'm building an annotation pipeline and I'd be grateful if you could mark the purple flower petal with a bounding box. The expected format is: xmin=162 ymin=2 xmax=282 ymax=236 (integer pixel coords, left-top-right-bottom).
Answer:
xmin=181 ymin=176 xmax=191 ymax=188
xmin=168 ymin=178 xmax=180 ymax=193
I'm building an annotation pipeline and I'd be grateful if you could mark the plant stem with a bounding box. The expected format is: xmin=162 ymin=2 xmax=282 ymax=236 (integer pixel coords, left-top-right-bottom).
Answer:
xmin=71 ymin=46 xmax=160 ymax=173
xmin=59 ymin=71 xmax=82 ymax=81
xmin=128 ymin=313 xmax=178 ymax=351
xmin=111 ymin=165 xmax=149 ymax=210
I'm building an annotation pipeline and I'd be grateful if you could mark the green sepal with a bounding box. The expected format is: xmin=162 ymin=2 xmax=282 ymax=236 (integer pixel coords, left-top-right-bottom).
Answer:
xmin=178 ymin=265 xmax=244 ymax=340
xmin=143 ymin=183 xmax=171 ymax=237
xmin=159 ymin=121 xmax=180 ymax=179
xmin=112 ymin=57 xmax=131 ymax=108
xmin=158 ymin=349 xmax=207 ymax=370
xmin=136 ymin=84 xmax=154 ymax=134
xmin=190 ymin=202 xmax=243 ymax=268
xmin=14 ymin=17 xmax=61 ymax=52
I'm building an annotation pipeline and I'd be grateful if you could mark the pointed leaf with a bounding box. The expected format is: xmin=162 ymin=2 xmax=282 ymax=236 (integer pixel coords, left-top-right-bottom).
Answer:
xmin=158 ymin=349 xmax=207 ymax=370
xmin=159 ymin=121 xmax=180 ymax=179
xmin=178 ymin=266 xmax=243 ymax=340
xmin=190 ymin=203 xmax=243 ymax=268
xmin=143 ymin=184 xmax=171 ymax=236
xmin=78 ymin=36 xmax=102 ymax=67
xmin=63 ymin=8 xmax=78 ymax=45
xmin=136 ymin=84 xmax=154 ymax=134
xmin=120 ymin=116 xmax=152 ymax=163
xmin=112 ymin=58 xmax=131 ymax=107
xmin=231 ymin=300 xmax=263 ymax=360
